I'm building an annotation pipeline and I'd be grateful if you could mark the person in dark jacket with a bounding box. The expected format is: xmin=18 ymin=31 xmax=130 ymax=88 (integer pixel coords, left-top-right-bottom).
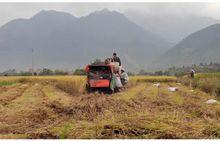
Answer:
xmin=113 ymin=53 xmax=121 ymax=66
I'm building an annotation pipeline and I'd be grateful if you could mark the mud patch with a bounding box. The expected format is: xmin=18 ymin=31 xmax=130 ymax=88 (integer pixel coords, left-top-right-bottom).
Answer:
xmin=100 ymin=124 xmax=178 ymax=139
xmin=28 ymin=132 xmax=59 ymax=139
xmin=101 ymin=125 xmax=151 ymax=138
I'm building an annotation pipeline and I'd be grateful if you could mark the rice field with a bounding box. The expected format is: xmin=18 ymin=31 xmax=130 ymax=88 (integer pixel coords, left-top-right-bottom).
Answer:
xmin=179 ymin=73 xmax=220 ymax=97
xmin=0 ymin=75 xmax=220 ymax=139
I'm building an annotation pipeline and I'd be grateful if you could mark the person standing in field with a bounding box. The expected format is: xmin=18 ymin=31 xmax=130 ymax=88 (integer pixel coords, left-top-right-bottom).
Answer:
xmin=120 ymin=68 xmax=129 ymax=85
xmin=187 ymin=69 xmax=195 ymax=89
xmin=190 ymin=69 xmax=195 ymax=79
xmin=112 ymin=53 xmax=122 ymax=74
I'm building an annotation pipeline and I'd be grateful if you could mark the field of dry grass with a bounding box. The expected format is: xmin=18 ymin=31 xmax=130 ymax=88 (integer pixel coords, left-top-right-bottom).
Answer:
xmin=179 ymin=73 xmax=220 ymax=98
xmin=0 ymin=75 xmax=220 ymax=139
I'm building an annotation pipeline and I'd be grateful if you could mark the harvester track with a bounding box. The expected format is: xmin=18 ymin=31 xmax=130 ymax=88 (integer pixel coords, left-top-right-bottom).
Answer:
xmin=0 ymin=78 xmax=219 ymax=139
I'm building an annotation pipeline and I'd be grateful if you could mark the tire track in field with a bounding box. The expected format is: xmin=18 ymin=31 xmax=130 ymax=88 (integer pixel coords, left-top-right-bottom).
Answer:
xmin=0 ymin=84 xmax=29 ymax=106
xmin=44 ymin=84 xmax=149 ymax=123
xmin=25 ymin=84 xmax=74 ymax=139
xmin=0 ymin=83 xmax=63 ymax=137
xmin=0 ymin=82 xmax=77 ymax=138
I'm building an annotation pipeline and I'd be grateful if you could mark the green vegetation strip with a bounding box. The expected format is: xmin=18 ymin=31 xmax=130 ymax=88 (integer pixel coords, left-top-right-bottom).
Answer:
xmin=131 ymin=76 xmax=177 ymax=83
xmin=179 ymin=73 xmax=220 ymax=98
xmin=0 ymin=81 xmax=16 ymax=87
xmin=196 ymin=73 xmax=220 ymax=78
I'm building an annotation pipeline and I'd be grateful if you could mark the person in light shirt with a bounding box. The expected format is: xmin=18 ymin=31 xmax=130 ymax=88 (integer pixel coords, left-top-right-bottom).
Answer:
xmin=120 ymin=68 xmax=129 ymax=85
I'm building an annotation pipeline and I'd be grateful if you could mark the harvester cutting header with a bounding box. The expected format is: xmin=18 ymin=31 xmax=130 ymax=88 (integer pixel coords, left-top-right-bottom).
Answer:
xmin=85 ymin=53 xmax=129 ymax=93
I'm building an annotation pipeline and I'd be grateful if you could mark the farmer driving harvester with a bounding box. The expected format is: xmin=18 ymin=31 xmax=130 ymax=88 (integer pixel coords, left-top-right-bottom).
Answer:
xmin=85 ymin=52 xmax=129 ymax=93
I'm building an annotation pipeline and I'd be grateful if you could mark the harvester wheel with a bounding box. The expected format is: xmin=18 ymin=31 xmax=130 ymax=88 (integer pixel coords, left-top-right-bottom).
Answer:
xmin=86 ymin=84 xmax=93 ymax=93
xmin=108 ymin=88 xmax=114 ymax=94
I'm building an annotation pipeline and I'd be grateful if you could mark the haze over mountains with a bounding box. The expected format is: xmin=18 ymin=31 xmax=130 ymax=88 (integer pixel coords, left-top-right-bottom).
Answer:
xmin=152 ymin=23 xmax=220 ymax=69
xmin=0 ymin=9 xmax=171 ymax=72
xmin=0 ymin=9 xmax=220 ymax=72
xmin=125 ymin=11 xmax=220 ymax=43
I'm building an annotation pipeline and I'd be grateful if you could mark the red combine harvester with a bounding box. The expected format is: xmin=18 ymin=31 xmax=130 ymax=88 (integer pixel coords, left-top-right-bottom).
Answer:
xmin=85 ymin=63 xmax=117 ymax=93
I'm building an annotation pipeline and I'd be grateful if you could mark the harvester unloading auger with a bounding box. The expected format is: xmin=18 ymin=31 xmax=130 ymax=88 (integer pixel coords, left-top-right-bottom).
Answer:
xmin=85 ymin=57 xmax=129 ymax=94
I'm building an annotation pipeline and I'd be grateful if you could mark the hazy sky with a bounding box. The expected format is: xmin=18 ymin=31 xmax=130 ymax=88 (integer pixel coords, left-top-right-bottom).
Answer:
xmin=0 ymin=3 xmax=220 ymax=26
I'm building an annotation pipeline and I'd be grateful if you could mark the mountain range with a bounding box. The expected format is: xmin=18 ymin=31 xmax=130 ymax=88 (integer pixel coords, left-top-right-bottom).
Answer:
xmin=0 ymin=9 xmax=220 ymax=72
xmin=151 ymin=23 xmax=220 ymax=69
xmin=0 ymin=9 xmax=172 ymax=72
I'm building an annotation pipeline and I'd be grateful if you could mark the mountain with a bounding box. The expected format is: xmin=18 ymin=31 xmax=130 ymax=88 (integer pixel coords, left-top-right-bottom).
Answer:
xmin=151 ymin=23 xmax=220 ymax=69
xmin=0 ymin=9 xmax=172 ymax=72
xmin=125 ymin=11 xmax=219 ymax=43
